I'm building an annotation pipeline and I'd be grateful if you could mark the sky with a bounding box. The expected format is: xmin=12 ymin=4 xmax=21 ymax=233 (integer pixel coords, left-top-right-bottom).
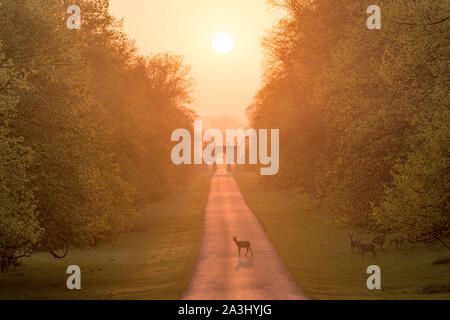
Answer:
xmin=109 ymin=0 xmax=281 ymax=128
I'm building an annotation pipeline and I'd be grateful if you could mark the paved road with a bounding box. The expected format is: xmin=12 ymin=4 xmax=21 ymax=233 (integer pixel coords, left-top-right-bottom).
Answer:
xmin=183 ymin=169 xmax=308 ymax=300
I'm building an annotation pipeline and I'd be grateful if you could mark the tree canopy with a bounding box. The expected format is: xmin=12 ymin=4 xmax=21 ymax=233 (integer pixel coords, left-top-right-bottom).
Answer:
xmin=248 ymin=0 xmax=449 ymax=245
xmin=0 ymin=0 xmax=196 ymax=260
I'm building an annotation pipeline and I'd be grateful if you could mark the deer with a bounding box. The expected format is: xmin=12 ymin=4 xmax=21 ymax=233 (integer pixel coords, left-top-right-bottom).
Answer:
xmin=348 ymin=234 xmax=360 ymax=253
xmin=232 ymin=236 xmax=253 ymax=257
xmin=356 ymin=239 xmax=376 ymax=257
xmin=8 ymin=256 xmax=19 ymax=272
xmin=1 ymin=257 xmax=8 ymax=273
xmin=1 ymin=255 xmax=19 ymax=273
xmin=390 ymin=235 xmax=405 ymax=249
xmin=371 ymin=234 xmax=386 ymax=251
xmin=0 ymin=247 xmax=30 ymax=273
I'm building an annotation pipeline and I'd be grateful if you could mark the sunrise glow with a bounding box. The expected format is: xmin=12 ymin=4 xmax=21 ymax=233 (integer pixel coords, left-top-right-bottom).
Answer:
xmin=212 ymin=32 xmax=234 ymax=54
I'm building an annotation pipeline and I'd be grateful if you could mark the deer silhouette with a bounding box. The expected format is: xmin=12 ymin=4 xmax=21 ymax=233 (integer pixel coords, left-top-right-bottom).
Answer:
xmin=371 ymin=234 xmax=386 ymax=251
xmin=348 ymin=234 xmax=360 ymax=253
xmin=0 ymin=256 xmax=18 ymax=273
xmin=390 ymin=235 xmax=406 ymax=249
xmin=232 ymin=236 xmax=253 ymax=257
xmin=1 ymin=257 xmax=8 ymax=273
xmin=356 ymin=239 xmax=376 ymax=257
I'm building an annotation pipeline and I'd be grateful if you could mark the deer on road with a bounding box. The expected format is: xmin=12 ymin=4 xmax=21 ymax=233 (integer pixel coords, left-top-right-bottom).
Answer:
xmin=232 ymin=236 xmax=253 ymax=257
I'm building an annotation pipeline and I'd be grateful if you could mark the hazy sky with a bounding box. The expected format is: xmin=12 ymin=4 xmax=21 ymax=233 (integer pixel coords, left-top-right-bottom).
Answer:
xmin=109 ymin=0 xmax=281 ymax=127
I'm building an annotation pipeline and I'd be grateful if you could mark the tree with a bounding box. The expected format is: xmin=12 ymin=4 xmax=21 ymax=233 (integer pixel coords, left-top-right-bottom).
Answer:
xmin=371 ymin=0 xmax=449 ymax=245
xmin=249 ymin=0 xmax=449 ymax=243
xmin=0 ymin=0 xmax=135 ymax=252
xmin=0 ymin=0 xmax=197 ymax=260
xmin=0 ymin=42 xmax=41 ymax=260
xmin=372 ymin=112 xmax=450 ymax=247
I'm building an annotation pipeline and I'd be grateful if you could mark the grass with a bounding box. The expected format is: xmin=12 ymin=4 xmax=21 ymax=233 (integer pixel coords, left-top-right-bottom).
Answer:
xmin=233 ymin=171 xmax=450 ymax=300
xmin=433 ymin=256 xmax=450 ymax=265
xmin=0 ymin=171 xmax=211 ymax=300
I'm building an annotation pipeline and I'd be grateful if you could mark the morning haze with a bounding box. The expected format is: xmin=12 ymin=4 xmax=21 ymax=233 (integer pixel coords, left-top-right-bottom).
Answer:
xmin=109 ymin=0 xmax=280 ymax=127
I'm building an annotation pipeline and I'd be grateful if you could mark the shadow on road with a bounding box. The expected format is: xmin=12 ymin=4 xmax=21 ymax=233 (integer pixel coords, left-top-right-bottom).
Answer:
xmin=235 ymin=257 xmax=254 ymax=271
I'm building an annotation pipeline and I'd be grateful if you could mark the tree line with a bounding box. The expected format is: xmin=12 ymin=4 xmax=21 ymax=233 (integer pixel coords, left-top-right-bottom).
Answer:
xmin=248 ymin=0 xmax=449 ymax=247
xmin=0 ymin=0 xmax=195 ymax=261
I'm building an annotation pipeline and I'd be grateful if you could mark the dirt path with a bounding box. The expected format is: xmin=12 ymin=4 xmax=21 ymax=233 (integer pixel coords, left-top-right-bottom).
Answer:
xmin=183 ymin=169 xmax=308 ymax=300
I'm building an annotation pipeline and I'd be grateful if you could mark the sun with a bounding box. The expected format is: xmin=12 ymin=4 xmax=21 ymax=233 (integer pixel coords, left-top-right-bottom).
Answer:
xmin=212 ymin=32 xmax=234 ymax=54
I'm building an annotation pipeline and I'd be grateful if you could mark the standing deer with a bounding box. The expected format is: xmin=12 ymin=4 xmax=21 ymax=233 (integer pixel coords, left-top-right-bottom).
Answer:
xmin=390 ymin=235 xmax=405 ymax=249
xmin=371 ymin=235 xmax=386 ymax=251
xmin=8 ymin=256 xmax=18 ymax=272
xmin=348 ymin=234 xmax=360 ymax=253
xmin=0 ymin=256 xmax=19 ymax=273
xmin=232 ymin=236 xmax=253 ymax=257
xmin=356 ymin=239 xmax=376 ymax=257
xmin=1 ymin=257 xmax=8 ymax=273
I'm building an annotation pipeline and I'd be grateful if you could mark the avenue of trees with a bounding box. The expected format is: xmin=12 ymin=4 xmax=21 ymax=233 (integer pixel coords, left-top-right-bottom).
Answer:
xmin=248 ymin=0 xmax=449 ymax=246
xmin=0 ymin=0 xmax=195 ymax=261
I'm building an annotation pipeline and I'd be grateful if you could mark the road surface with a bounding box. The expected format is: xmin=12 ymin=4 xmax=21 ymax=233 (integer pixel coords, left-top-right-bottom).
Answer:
xmin=183 ymin=169 xmax=308 ymax=300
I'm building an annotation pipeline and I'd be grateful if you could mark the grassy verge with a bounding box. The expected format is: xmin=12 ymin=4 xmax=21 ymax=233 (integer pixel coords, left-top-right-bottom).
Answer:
xmin=233 ymin=171 xmax=450 ymax=300
xmin=0 ymin=171 xmax=211 ymax=300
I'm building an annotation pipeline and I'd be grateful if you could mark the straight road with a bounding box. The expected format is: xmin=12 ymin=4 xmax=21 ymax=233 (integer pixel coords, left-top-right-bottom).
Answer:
xmin=183 ymin=169 xmax=308 ymax=300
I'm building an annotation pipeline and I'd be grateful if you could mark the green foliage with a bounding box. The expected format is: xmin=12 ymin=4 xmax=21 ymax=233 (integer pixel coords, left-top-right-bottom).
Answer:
xmin=0 ymin=0 xmax=196 ymax=257
xmin=372 ymin=111 xmax=450 ymax=244
xmin=249 ymin=0 xmax=449 ymax=243
xmin=74 ymin=1 xmax=195 ymax=202
xmin=0 ymin=42 xmax=42 ymax=257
